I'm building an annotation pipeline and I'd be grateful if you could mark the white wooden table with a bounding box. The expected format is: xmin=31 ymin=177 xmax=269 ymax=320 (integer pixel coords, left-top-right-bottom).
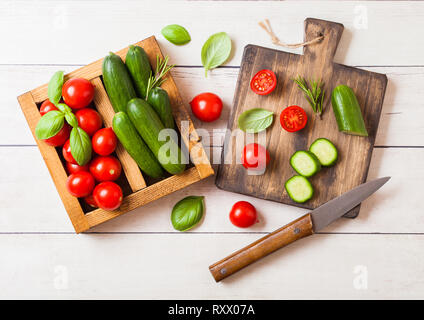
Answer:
xmin=1 ymin=0 xmax=423 ymax=299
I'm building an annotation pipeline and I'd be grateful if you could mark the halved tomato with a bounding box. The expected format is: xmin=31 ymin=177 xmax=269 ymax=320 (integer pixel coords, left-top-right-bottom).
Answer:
xmin=250 ymin=69 xmax=277 ymax=95
xmin=280 ymin=105 xmax=307 ymax=132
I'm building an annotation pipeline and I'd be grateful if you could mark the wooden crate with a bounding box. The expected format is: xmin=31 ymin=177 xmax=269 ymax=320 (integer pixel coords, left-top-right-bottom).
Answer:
xmin=17 ymin=36 xmax=214 ymax=233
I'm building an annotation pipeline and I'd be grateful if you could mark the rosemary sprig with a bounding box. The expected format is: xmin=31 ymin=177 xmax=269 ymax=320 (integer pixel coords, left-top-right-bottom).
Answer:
xmin=145 ymin=55 xmax=175 ymax=99
xmin=292 ymin=76 xmax=325 ymax=119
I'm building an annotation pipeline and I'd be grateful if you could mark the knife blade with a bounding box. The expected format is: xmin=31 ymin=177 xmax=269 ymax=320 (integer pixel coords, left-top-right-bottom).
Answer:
xmin=209 ymin=177 xmax=390 ymax=282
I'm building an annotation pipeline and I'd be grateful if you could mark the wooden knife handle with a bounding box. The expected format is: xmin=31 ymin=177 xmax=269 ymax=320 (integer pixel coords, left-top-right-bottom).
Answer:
xmin=209 ymin=213 xmax=314 ymax=282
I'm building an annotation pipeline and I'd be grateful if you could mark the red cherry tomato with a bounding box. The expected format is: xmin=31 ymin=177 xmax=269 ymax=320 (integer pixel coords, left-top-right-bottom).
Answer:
xmin=75 ymin=108 xmax=102 ymax=136
xmin=280 ymin=105 xmax=308 ymax=132
xmin=39 ymin=99 xmax=58 ymax=116
xmin=92 ymin=128 xmax=117 ymax=156
xmin=242 ymin=143 xmax=270 ymax=170
xmin=84 ymin=194 xmax=98 ymax=208
xmin=66 ymin=162 xmax=89 ymax=175
xmin=62 ymin=139 xmax=78 ymax=164
xmin=93 ymin=181 xmax=123 ymax=211
xmin=229 ymin=201 xmax=258 ymax=228
xmin=66 ymin=171 xmax=95 ymax=198
xmin=43 ymin=123 xmax=71 ymax=147
xmin=189 ymin=92 xmax=223 ymax=122
xmin=250 ymin=69 xmax=277 ymax=95
xmin=89 ymin=156 xmax=121 ymax=182
xmin=62 ymin=78 xmax=95 ymax=109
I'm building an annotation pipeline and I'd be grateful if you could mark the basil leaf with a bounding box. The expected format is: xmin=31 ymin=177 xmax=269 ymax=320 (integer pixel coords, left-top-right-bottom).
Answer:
xmin=35 ymin=110 xmax=65 ymax=139
xmin=201 ymin=32 xmax=231 ymax=77
xmin=48 ymin=71 xmax=64 ymax=105
xmin=171 ymin=196 xmax=204 ymax=231
xmin=56 ymin=103 xmax=72 ymax=114
xmin=161 ymin=24 xmax=191 ymax=45
xmin=70 ymin=127 xmax=92 ymax=166
xmin=238 ymin=108 xmax=274 ymax=133
xmin=65 ymin=111 xmax=78 ymax=128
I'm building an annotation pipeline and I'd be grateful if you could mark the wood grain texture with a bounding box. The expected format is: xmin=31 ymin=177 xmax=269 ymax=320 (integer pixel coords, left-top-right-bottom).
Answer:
xmin=91 ymin=77 xmax=146 ymax=191
xmin=209 ymin=213 xmax=313 ymax=282
xmin=216 ymin=18 xmax=388 ymax=218
xmin=17 ymin=36 xmax=213 ymax=233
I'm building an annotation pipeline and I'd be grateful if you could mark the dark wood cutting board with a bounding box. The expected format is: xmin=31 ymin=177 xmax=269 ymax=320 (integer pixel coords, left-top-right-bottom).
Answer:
xmin=215 ymin=18 xmax=388 ymax=218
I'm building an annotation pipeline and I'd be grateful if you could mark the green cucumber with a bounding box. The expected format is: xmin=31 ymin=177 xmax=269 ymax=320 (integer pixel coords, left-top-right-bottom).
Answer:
xmin=147 ymin=87 xmax=175 ymax=129
xmin=290 ymin=151 xmax=321 ymax=177
xmin=102 ymin=52 xmax=137 ymax=113
xmin=112 ymin=112 xmax=164 ymax=178
xmin=309 ymin=138 xmax=338 ymax=166
xmin=125 ymin=45 xmax=152 ymax=98
xmin=285 ymin=175 xmax=314 ymax=203
xmin=126 ymin=98 xmax=186 ymax=175
xmin=331 ymin=85 xmax=368 ymax=136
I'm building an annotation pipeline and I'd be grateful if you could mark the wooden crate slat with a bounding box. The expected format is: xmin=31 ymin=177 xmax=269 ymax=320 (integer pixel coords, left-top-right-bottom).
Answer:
xmin=91 ymin=77 xmax=146 ymax=191
xmin=17 ymin=92 xmax=90 ymax=233
xmin=85 ymin=166 xmax=202 ymax=228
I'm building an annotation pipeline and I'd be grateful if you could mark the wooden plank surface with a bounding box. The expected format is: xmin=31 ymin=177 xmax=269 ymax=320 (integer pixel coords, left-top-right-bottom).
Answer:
xmin=1 ymin=1 xmax=423 ymax=66
xmin=1 ymin=233 xmax=423 ymax=299
xmin=0 ymin=0 xmax=423 ymax=300
xmin=216 ymin=19 xmax=387 ymax=217
xmin=0 ymin=66 xmax=421 ymax=147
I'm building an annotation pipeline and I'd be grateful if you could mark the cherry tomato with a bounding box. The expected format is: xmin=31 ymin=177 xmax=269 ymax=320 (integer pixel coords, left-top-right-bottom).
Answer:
xmin=62 ymin=139 xmax=77 ymax=164
xmin=39 ymin=99 xmax=58 ymax=116
xmin=93 ymin=181 xmax=123 ymax=211
xmin=89 ymin=156 xmax=121 ymax=182
xmin=43 ymin=123 xmax=71 ymax=147
xmin=84 ymin=194 xmax=98 ymax=208
xmin=66 ymin=162 xmax=89 ymax=175
xmin=242 ymin=143 xmax=270 ymax=170
xmin=250 ymin=69 xmax=277 ymax=95
xmin=66 ymin=171 xmax=95 ymax=198
xmin=189 ymin=92 xmax=223 ymax=122
xmin=280 ymin=105 xmax=308 ymax=132
xmin=229 ymin=201 xmax=258 ymax=228
xmin=75 ymin=108 xmax=102 ymax=136
xmin=92 ymin=128 xmax=117 ymax=156
xmin=62 ymin=78 xmax=95 ymax=109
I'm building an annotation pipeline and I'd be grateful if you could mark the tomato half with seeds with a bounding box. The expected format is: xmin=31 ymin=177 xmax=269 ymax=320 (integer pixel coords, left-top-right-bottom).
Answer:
xmin=250 ymin=69 xmax=277 ymax=95
xmin=280 ymin=105 xmax=308 ymax=132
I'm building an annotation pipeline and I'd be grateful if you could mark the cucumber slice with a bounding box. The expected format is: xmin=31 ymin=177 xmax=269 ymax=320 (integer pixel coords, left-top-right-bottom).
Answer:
xmin=285 ymin=175 xmax=314 ymax=203
xmin=290 ymin=151 xmax=321 ymax=177
xmin=309 ymin=138 xmax=338 ymax=166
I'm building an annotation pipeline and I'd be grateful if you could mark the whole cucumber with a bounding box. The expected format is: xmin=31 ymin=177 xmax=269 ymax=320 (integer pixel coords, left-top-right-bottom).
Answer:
xmin=147 ymin=87 xmax=175 ymax=129
xmin=125 ymin=45 xmax=152 ymax=98
xmin=331 ymin=85 xmax=368 ymax=137
xmin=112 ymin=112 xmax=164 ymax=178
xmin=102 ymin=52 xmax=137 ymax=113
xmin=127 ymin=98 xmax=186 ymax=175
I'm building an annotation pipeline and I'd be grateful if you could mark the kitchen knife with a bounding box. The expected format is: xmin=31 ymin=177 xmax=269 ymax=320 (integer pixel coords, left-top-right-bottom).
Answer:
xmin=209 ymin=176 xmax=390 ymax=282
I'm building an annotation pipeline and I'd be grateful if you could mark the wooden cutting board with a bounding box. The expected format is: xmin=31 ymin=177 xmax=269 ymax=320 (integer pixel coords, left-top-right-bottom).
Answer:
xmin=215 ymin=18 xmax=388 ymax=218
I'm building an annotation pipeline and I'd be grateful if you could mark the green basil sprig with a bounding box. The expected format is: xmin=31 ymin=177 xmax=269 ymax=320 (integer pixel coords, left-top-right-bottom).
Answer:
xmin=201 ymin=32 xmax=232 ymax=77
xmin=35 ymin=71 xmax=92 ymax=166
xmin=35 ymin=111 xmax=65 ymax=139
xmin=238 ymin=108 xmax=274 ymax=133
xmin=48 ymin=71 xmax=64 ymax=105
xmin=161 ymin=24 xmax=191 ymax=45
xmin=70 ymin=127 xmax=92 ymax=166
xmin=171 ymin=196 xmax=204 ymax=231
